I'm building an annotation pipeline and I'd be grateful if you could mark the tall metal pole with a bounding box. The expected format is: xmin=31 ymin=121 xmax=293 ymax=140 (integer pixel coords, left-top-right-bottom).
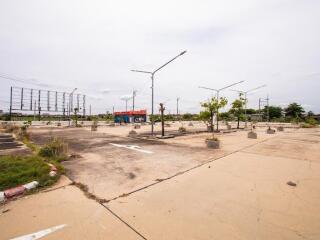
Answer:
xmin=244 ymin=92 xmax=248 ymax=128
xmin=69 ymin=88 xmax=77 ymax=126
xmin=83 ymin=95 xmax=86 ymax=117
xmin=176 ymin=97 xmax=179 ymax=116
xmin=199 ymin=80 xmax=244 ymax=131
xmin=63 ymin=92 xmax=66 ymax=119
xmin=21 ymin=88 xmax=24 ymax=110
xmin=38 ymin=90 xmax=41 ymax=121
xmin=160 ymin=103 xmax=165 ymax=136
xmin=258 ymin=98 xmax=261 ymax=122
xmin=9 ymin=87 xmax=12 ymax=121
xmin=230 ymin=84 xmax=266 ymax=128
xmin=30 ymin=89 xmax=33 ymax=110
xmin=55 ymin=91 xmax=58 ymax=111
xmin=132 ymin=90 xmax=136 ymax=111
xmin=131 ymin=50 xmax=187 ymax=136
xmin=151 ymin=74 xmax=154 ymax=134
xmin=267 ymin=94 xmax=270 ymax=123
xmin=216 ymin=91 xmax=219 ymax=131
xmin=33 ymin=100 xmax=36 ymax=121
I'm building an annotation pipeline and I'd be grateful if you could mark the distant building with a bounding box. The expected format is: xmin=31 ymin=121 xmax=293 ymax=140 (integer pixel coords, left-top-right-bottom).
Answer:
xmin=250 ymin=113 xmax=263 ymax=121
xmin=114 ymin=110 xmax=147 ymax=123
xmin=0 ymin=110 xmax=3 ymax=116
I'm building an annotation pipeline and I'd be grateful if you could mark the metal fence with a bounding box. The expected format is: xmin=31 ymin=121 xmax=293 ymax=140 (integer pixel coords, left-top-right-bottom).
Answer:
xmin=9 ymin=86 xmax=86 ymax=119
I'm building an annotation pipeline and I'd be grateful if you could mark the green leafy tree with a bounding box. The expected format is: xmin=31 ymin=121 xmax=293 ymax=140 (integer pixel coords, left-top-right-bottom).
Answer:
xmin=201 ymin=96 xmax=228 ymax=132
xmin=199 ymin=111 xmax=211 ymax=126
xmin=284 ymin=103 xmax=305 ymax=119
xmin=264 ymin=106 xmax=283 ymax=120
xmin=230 ymin=93 xmax=246 ymax=129
xmin=182 ymin=113 xmax=193 ymax=121
xmin=245 ymin=109 xmax=256 ymax=115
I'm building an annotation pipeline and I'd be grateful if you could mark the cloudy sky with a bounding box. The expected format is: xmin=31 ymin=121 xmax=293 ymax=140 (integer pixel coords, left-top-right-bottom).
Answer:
xmin=0 ymin=0 xmax=319 ymax=114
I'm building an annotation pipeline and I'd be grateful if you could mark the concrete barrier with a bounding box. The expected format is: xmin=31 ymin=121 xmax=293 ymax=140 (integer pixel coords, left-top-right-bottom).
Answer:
xmin=128 ymin=130 xmax=137 ymax=137
xmin=0 ymin=192 xmax=5 ymax=203
xmin=277 ymin=126 xmax=284 ymax=131
xmin=4 ymin=186 xmax=26 ymax=198
xmin=248 ymin=131 xmax=257 ymax=139
xmin=267 ymin=128 xmax=276 ymax=134
xmin=23 ymin=181 xmax=39 ymax=191
xmin=205 ymin=139 xmax=220 ymax=149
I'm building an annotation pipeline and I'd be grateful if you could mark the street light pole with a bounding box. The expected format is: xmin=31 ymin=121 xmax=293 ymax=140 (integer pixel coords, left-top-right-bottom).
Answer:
xmin=230 ymin=84 xmax=266 ymax=128
xmin=131 ymin=50 xmax=187 ymax=135
xmin=199 ymin=80 xmax=244 ymax=131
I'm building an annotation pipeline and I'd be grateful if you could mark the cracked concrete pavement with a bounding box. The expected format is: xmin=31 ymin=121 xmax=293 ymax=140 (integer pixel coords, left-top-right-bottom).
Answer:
xmin=1 ymin=125 xmax=319 ymax=239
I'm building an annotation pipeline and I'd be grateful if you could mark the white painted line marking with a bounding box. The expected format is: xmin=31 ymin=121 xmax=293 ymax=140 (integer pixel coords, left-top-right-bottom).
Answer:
xmin=10 ymin=224 xmax=66 ymax=240
xmin=109 ymin=143 xmax=153 ymax=154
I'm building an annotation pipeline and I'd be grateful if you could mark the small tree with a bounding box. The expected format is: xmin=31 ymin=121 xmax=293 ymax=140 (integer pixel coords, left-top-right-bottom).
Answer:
xmin=73 ymin=108 xmax=79 ymax=126
xmin=264 ymin=106 xmax=283 ymax=120
xmin=201 ymin=96 xmax=228 ymax=132
xmin=230 ymin=93 xmax=246 ymax=129
xmin=199 ymin=111 xmax=211 ymax=128
xmin=284 ymin=103 xmax=305 ymax=119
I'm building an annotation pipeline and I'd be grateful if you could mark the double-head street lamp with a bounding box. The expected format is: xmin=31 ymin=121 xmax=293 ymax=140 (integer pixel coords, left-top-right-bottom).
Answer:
xmin=131 ymin=50 xmax=187 ymax=135
xmin=230 ymin=84 xmax=266 ymax=127
xmin=199 ymin=80 xmax=244 ymax=131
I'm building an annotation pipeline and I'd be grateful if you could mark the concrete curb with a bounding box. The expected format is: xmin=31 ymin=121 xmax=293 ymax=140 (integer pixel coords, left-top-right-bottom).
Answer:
xmin=0 ymin=180 xmax=40 ymax=203
xmin=0 ymin=191 xmax=5 ymax=202
xmin=0 ymin=162 xmax=59 ymax=203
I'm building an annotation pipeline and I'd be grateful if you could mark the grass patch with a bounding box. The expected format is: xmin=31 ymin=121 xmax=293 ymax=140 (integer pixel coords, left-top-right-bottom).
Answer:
xmin=0 ymin=155 xmax=59 ymax=191
xmin=0 ymin=129 xmax=67 ymax=192
xmin=38 ymin=137 xmax=68 ymax=158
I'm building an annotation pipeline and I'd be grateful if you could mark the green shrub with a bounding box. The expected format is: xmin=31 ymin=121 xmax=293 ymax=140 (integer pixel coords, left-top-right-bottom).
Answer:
xmin=38 ymin=138 xmax=68 ymax=158
xmin=305 ymin=117 xmax=318 ymax=126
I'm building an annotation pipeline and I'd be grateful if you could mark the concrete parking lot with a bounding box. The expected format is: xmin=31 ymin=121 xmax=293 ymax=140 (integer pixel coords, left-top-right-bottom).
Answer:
xmin=1 ymin=124 xmax=319 ymax=239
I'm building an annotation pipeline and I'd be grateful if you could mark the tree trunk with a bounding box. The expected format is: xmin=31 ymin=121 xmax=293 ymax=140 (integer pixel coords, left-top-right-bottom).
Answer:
xmin=210 ymin=111 xmax=214 ymax=132
xmin=237 ymin=116 xmax=240 ymax=129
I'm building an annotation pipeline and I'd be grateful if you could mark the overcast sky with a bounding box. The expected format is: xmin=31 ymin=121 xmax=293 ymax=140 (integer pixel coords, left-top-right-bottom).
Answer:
xmin=0 ymin=0 xmax=319 ymax=114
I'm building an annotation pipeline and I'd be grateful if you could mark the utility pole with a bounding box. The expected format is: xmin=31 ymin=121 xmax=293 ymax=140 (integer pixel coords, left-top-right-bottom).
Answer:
xmin=258 ymin=98 xmax=261 ymax=122
xmin=38 ymin=90 xmax=41 ymax=121
xmin=176 ymin=97 xmax=179 ymax=116
xmin=160 ymin=103 xmax=165 ymax=137
xmin=266 ymin=94 xmax=270 ymax=123
xmin=9 ymin=86 xmax=12 ymax=121
xmin=33 ymin=100 xmax=36 ymax=121
xmin=89 ymin=104 xmax=92 ymax=116
xmin=132 ymin=90 xmax=137 ymax=111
